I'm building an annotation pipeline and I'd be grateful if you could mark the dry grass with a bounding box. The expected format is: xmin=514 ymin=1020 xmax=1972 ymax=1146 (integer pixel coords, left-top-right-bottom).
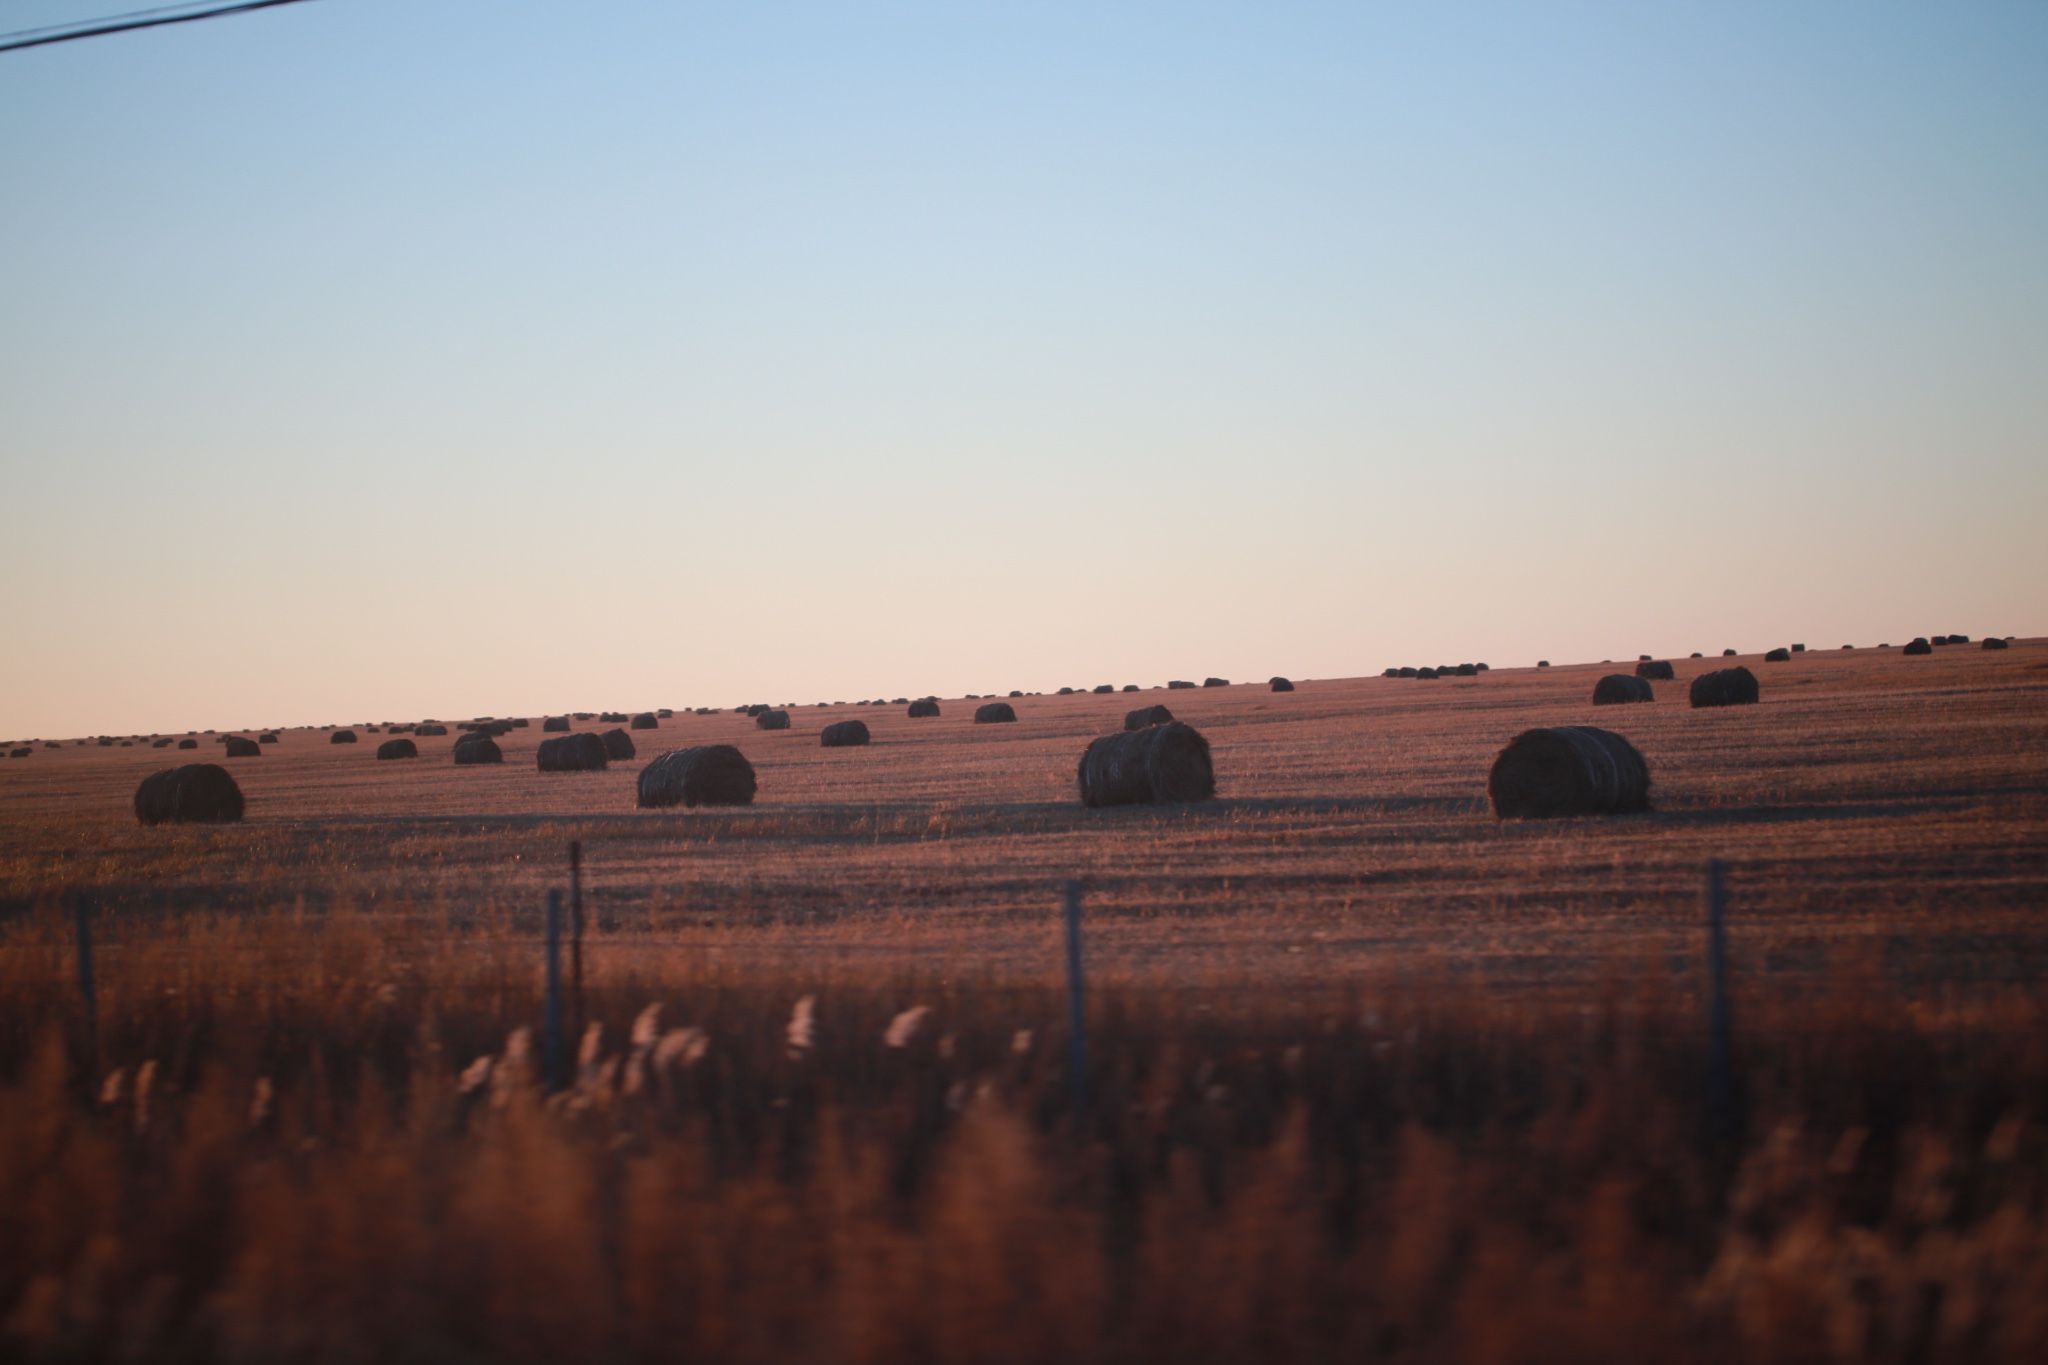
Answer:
xmin=2 ymin=644 xmax=2046 ymax=1359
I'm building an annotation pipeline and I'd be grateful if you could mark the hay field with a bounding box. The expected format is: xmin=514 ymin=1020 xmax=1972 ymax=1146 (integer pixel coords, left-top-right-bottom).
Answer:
xmin=3 ymin=643 xmax=2044 ymax=990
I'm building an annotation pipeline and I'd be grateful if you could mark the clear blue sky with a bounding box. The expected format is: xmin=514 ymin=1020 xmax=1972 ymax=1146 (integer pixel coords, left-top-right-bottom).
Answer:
xmin=2 ymin=2 xmax=2043 ymax=736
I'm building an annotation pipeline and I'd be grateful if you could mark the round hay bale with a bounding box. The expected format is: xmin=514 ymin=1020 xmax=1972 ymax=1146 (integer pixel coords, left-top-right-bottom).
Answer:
xmin=453 ymin=733 xmax=503 ymax=765
xmin=601 ymin=729 xmax=637 ymax=760
xmin=1398 ymin=667 xmax=1418 ymax=677
xmin=820 ymin=719 xmax=871 ymax=747
xmin=638 ymin=745 xmax=756 ymax=808
xmin=536 ymin=733 xmax=605 ymax=771
xmin=1592 ymin=674 xmax=1654 ymax=705
xmin=176 ymin=738 xmax=198 ymax=750
xmin=1008 ymin=690 xmax=1023 ymax=698
xmin=1168 ymin=680 xmax=1195 ymax=690
xmin=1091 ymin=684 xmax=1114 ymax=694
xmin=1537 ymin=661 xmax=1550 ymax=668
xmin=631 ymin=712 xmax=658 ymax=730
xmin=1903 ymin=637 xmax=1933 ymax=656
xmin=1202 ymin=677 xmax=1229 ymax=688
xmin=1416 ymin=668 xmax=1438 ymax=680
xmin=1764 ymin=647 xmax=1792 ymax=663
xmin=1635 ymin=660 xmax=1675 ymax=680
xmin=907 ymin=699 xmax=940 ymax=719
xmin=974 ymin=702 xmax=1017 ymax=724
xmin=223 ymin=736 xmax=262 ymax=757
xmin=1690 ymin=652 xmax=1703 ymax=658
xmin=1270 ymin=676 xmax=1295 ymax=692
xmin=542 ymin=716 xmax=570 ymax=732
xmin=259 ymin=733 xmax=279 ymax=744
xmin=1455 ymin=664 xmax=1478 ymax=677
xmin=376 ymin=738 xmax=418 ymax=760
xmin=331 ymin=730 xmax=357 ymax=745
xmin=8 ymin=747 xmax=29 ymax=759
xmin=416 ymin=724 xmax=448 ymax=737
xmin=1690 ymin=667 xmax=1760 ymax=708
xmin=1121 ymin=684 xmax=1139 ymax=693
xmin=755 ymin=710 xmax=790 ymax=732
xmin=1078 ymin=722 xmax=1214 ymax=807
xmin=152 ymin=739 xmax=172 ymax=748
xmin=1983 ymin=637 xmax=2010 ymax=650
xmin=1792 ymin=643 xmax=1806 ymax=653
xmin=1946 ymin=634 xmax=1970 ymax=645
xmin=1722 ymin=649 xmax=1738 ymax=657
xmin=1056 ymin=688 xmax=1075 ymax=696
xmin=134 ymin=764 xmax=244 ymax=825
xmin=1124 ymin=704 xmax=1174 ymax=730
xmin=600 ymin=712 xmax=628 ymax=724
xmin=1487 ymin=726 xmax=1650 ymax=819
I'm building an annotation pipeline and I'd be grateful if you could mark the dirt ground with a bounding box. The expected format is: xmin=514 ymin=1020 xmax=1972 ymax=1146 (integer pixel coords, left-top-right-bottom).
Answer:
xmin=3 ymin=642 xmax=2044 ymax=993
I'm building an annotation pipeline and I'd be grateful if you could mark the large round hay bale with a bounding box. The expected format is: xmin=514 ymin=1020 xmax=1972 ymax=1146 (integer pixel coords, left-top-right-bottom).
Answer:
xmin=1764 ymin=647 xmax=1792 ymax=663
xmin=1124 ymin=704 xmax=1174 ymax=730
xmin=820 ymin=719 xmax=870 ymax=747
xmin=134 ymin=764 xmax=244 ymax=826
xmin=1269 ymin=676 xmax=1295 ymax=692
xmin=152 ymin=738 xmax=172 ymax=748
xmin=1592 ymin=674 xmax=1654 ymax=706
xmin=755 ymin=709 xmax=790 ymax=732
xmin=1077 ymin=722 xmax=1215 ymax=807
xmin=542 ymin=716 xmax=570 ymax=732
xmin=907 ymin=699 xmax=940 ymax=719
xmin=536 ymin=733 xmax=605 ymax=771
xmin=416 ymin=723 xmax=448 ymax=737
xmin=1902 ymin=637 xmax=1933 ymax=656
xmin=601 ymin=729 xmax=637 ymax=760
xmin=1202 ymin=677 xmax=1230 ymax=688
xmin=1983 ymin=637 xmax=2010 ymax=650
xmin=638 ymin=745 xmax=756 ymax=808
xmin=973 ymin=702 xmax=1017 ymax=724
xmin=600 ymin=712 xmax=628 ymax=724
xmin=1487 ymin=726 xmax=1650 ymax=818
xmin=9 ymin=747 xmax=30 ymax=759
xmin=376 ymin=738 xmax=418 ymax=760
xmin=453 ymin=733 xmax=503 ymax=765
xmin=1635 ymin=660 xmax=1674 ymax=680
xmin=331 ymin=730 xmax=357 ymax=745
xmin=1417 ymin=667 xmax=1438 ymax=680
xmin=258 ymin=733 xmax=279 ymax=744
xmin=631 ymin=712 xmax=658 ymax=730
xmin=223 ymin=736 xmax=262 ymax=757
xmin=1690 ymin=667 xmax=1760 ymax=708
xmin=176 ymin=738 xmax=198 ymax=750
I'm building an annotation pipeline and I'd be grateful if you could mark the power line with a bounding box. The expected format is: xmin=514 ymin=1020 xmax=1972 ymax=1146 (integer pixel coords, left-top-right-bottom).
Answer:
xmin=0 ymin=0 xmax=323 ymax=54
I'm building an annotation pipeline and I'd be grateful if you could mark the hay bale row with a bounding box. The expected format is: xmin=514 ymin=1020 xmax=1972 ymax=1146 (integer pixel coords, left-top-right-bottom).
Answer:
xmin=1690 ymin=667 xmax=1759 ymax=708
xmin=134 ymin=765 xmax=243 ymax=825
xmin=1078 ymin=722 xmax=1214 ymax=807
xmin=1592 ymin=675 xmax=1653 ymax=706
xmin=1488 ymin=727 xmax=1649 ymax=818
xmin=638 ymin=745 xmax=755 ymax=808
xmin=820 ymin=720 xmax=870 ymax=748
xmin=536 ymin=733 xmax=605 ymax=772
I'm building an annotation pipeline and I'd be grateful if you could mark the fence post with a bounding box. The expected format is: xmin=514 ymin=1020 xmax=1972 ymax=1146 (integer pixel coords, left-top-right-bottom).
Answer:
xmin=72 ymin=893 xmax=97 ymax=1067
xmin=1705 ymin=857 xmax=1733 ymax=1141
xmin=569 ymin=840 xmax=585 ymax=1037
xmin=545 ymin=889 xmax=566 ymax=1093
xmin=1064 ymin=879 xmax=1088 ymax=1123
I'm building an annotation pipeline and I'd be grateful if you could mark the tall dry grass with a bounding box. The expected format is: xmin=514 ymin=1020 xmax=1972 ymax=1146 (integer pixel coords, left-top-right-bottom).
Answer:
xmin=3 ymin=903 xmax=2045 ymax=1363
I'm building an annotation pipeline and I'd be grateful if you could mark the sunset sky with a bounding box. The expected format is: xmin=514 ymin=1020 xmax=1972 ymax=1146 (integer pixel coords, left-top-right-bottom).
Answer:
xmin=3 ymin=2 xmax=2043 ymax=737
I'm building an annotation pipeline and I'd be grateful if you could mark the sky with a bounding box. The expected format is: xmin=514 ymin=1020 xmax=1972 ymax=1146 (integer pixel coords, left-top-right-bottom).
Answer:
xmin=2 ymin=1 xmax=2043 ymax=737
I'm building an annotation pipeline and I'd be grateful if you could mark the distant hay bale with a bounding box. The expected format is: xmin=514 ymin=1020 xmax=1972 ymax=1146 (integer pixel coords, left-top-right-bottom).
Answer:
xmin=1092 ymin=684 xmax=1114 ymax=694
xmin=1164 ymin=680 xmax=1192 ymax=690
xmin=1417 ymin=668 xmax=1438 ymax=680
xmin=152 ymin=739 xmax=172 ymax=748
xmin=1690 ymin=667 xmax=1760 ymax=708
xmin=1903 ymin=637 xmax=1933 ymax=656
xmin=543 ymin=717 xmax=570 ymax=732
xmin=1121 ymin=684 xmax=1139 ymax=693
xmin=1537 ymin=661 xmax=1551 ymax=668
xmin=820 ymin=719 xmax=870 ymax=747
xmin=1270 ymin=677 xmax=1295 ymax=691
xmin=1764 ymin=647 xmax=1792 ymax=662
xmin=331 ymin=730 xmax=357 ymax=745
xmin=1056 ymin=688 xmax=1075 ymax=696
xmin=657 ymin=709 xmax=673 ymax=718
xmin=1077 ymin=721 xmax=1214 ymax=807
xmin=1983 ymin=637 xmax=2010 ymax=650
xmin=1203 ymin=677 xmax=1229 ymax=688
xmin=176 ymin=739 xmax=198 ymax=750
xmin=1487 ymin=726 xmax=1650 ymax=819
xmin=1635 ymin=660 xmax=1675 ymax=680
xmin=1399 ymin=667 xmax=1419 ymax=677
xmin=1722 ymin=649 xmax=1737 ymax=657
xmin=453 ymin=733 xmax=503 ymax=765
xmin=637 ymin=745 xmax=756 ymax=808
xmin=1792 ymin=644 xmax=1806 ymax=653
xmin=1124 ymin=704 xmax=1174 ymax=730
xmin=511 ymin=718 xmax=530 ymax=728
xmin=1947 ymin=634 xmax=1970 ymax=645
xmin=1455 ymin=664 xmax=1478 ymax=677
xmin=974 ymin=702 xmax=1017 ymax=724
xmin=1690 ymin=652 xmax=1703 ymax=658
xmin=416 ymin=724 xmax=448 ymax=737
xmin=376 ymin=738 xmax=418 ymax=760
xmin=259 ymin=733 xmax=279 ymax=744
xmin=631 ymin=712 xmax=658 ymax=730
xmin=907 ymin=699 xmax=940 ymax=718
xmin=1592 ymin=674 xmax=1654 ymax=705
xmin=1009 ymin=690 xmax=1023 ymax=698
xmin=600 ymin=712 xmax=628 ymax=724
xmin=134 ymin=764 xmax=244 ymax=825
xmin=754 ymin=710 xmax=791 ymax=732
xmin=536 ymin=733 xmax=606 ymax=772
xmin=601 ymin=729 xmax=637 ymax=760
xmin=8 ymin=747 xmax=29 ymax=759
xmin=223 ymin=736 xmax=262 ymax=757
xmin=575 ymin=712 xmax=595 ymax=721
